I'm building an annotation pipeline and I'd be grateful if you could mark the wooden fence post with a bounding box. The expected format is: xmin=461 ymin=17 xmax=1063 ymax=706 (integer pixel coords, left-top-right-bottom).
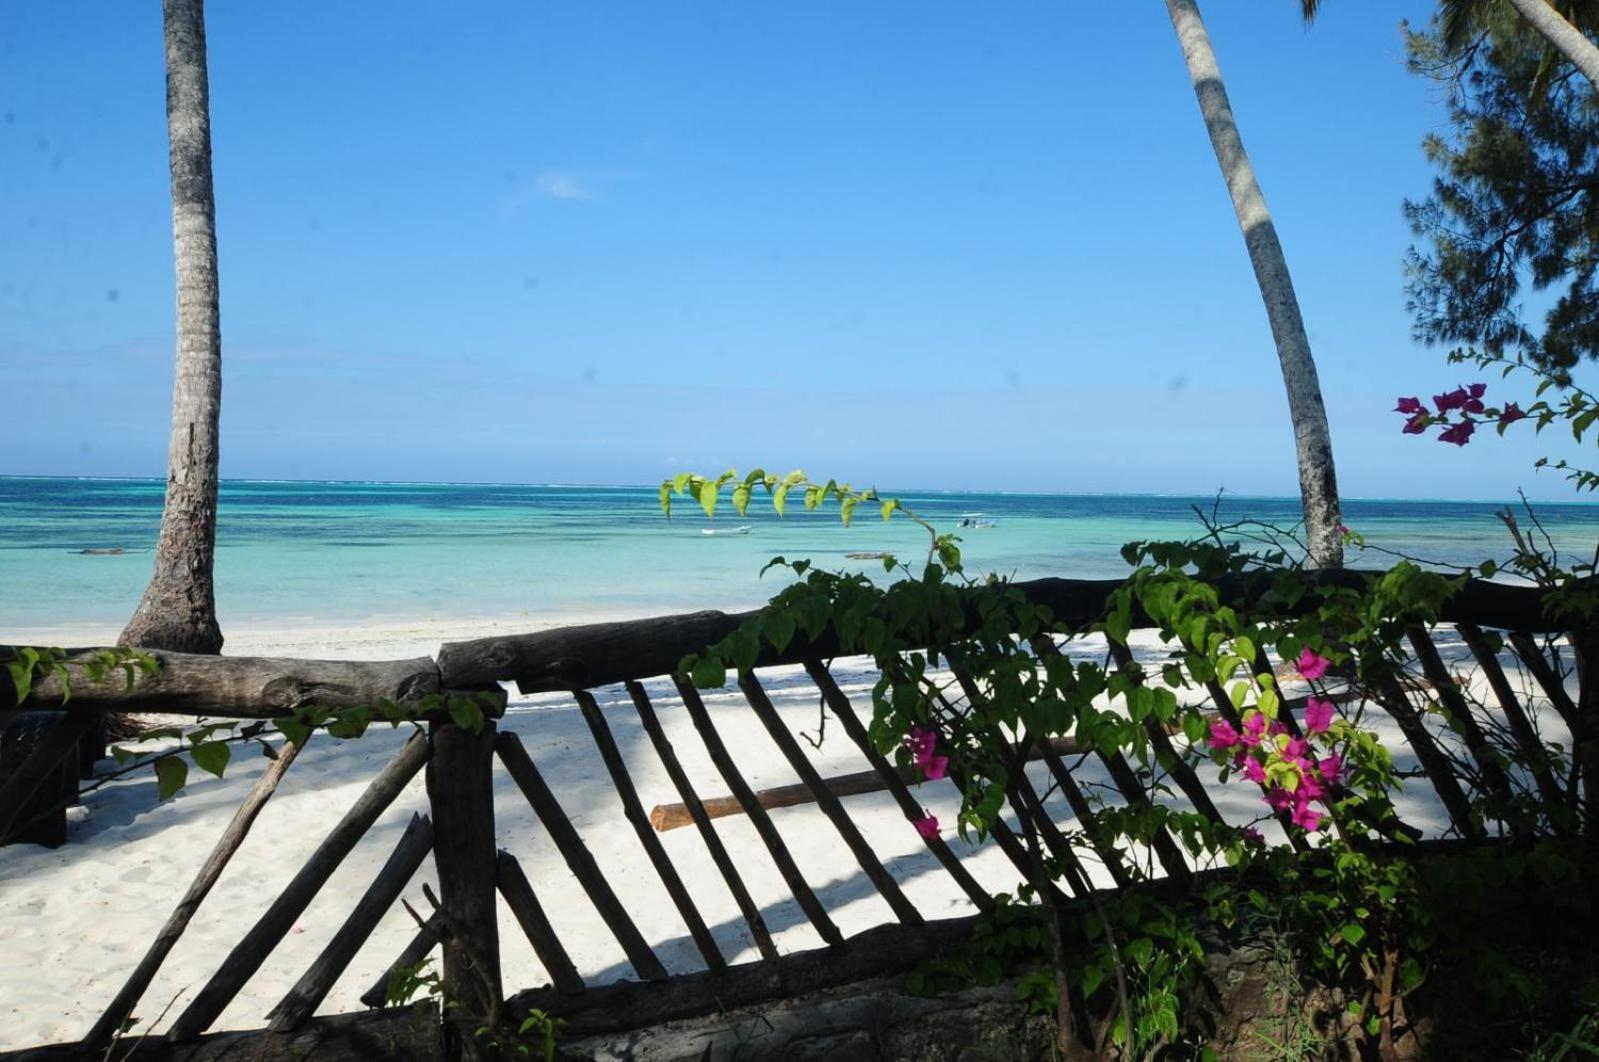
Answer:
xmin=427 ymin=719 xmax=501 ymax=1058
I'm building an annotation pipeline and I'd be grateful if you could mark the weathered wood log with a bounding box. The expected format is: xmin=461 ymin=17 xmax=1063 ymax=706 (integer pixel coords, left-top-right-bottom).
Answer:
xmin=433 ymin=573 xmax=1576 ymax=691
xmin=6 ymin=649 xmax=441 ymax=717
xmin=738 ymin=672 xmax=923 ymax=925
xmin=803 ymin=660 xmax=994 ymax=911
xmin=83 ymin=735 xmax=306 ymax=1051
xmin=360 ymin=911 xmax=442 ymax=1009
xmin=1458 ymin=623 xmax=1567 ymax=810
xmin=573 ymin=689 xmax=724 ymax=967
xmin=649 ymin=735 xmax=1084 ymax=833
xmin=1032 ymin=734 xmax=1139 ymax=886
xmin=165 ymin=732 xmax=431 ymax=1042
xmin=625 ymin=680 xmax=779 ymax=961
xmin=427 ymin=721 xmax=502 ymax=1058
xmin=269 ymin=812 xmax=436 ymax=1031
xmin=507 ymin=915 xmax=985 ymax=1040
xmin=495 ymin=850 xmax=585 ymax=996
xmin=495 ymin=731 xmax=668 ymax=981
xmin=0 ymin=713 xmax=90 ymax=844
xmin=6 ymin=1007 xmax=443 ymax=1062
xmin=672 ymin=675 xmax=844 ymax=947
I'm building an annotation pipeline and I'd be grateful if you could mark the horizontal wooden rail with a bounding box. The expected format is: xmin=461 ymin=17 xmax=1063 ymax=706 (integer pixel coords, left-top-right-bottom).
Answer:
xmin=436 ymin=572 xmax=1568 ymax=691
xmin=648 ymin=736 xmax=1083 ymax=833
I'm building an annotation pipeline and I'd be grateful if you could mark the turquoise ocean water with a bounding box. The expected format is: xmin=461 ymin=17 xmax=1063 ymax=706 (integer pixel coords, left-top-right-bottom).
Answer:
xmin=4 ymin=477 xmax=1599 ymax=630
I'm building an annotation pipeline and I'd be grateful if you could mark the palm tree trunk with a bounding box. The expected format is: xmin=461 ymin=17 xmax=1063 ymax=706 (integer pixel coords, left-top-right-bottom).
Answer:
xmin=1164 ymin=0 xmax=1344 ymax=569
xmin=121 ymin=0 xmax=224 ymax=654
xmin=1506 ymin=0 xmax=1599 ymax=86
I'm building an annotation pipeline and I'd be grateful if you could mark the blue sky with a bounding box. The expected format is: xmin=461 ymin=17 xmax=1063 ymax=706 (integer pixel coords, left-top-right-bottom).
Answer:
xmin=0 ymin=1 xmax=1587 ymax=500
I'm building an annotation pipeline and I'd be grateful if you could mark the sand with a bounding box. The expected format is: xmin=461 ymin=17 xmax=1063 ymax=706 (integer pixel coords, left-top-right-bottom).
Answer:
xmin=0 ymin=616 xmax=1555 ymax=1051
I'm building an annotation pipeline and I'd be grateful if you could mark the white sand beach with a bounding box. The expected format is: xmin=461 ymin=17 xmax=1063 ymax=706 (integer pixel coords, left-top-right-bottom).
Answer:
xmin=0 ymin=616 xmax=1546 ymax=1051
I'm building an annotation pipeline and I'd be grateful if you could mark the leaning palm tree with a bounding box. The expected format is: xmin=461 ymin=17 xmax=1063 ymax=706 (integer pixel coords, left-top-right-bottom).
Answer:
xmin=121 ymin=0 xmax=224 ymax=654
xmin=1304 ymin=0 xmax=1599 ymax=89
xmin=1165 ymin=0 xmax=1345 ymax=568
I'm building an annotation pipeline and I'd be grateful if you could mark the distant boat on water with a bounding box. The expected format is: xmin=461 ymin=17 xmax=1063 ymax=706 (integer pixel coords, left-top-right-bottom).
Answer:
xmin=701 ymin=526 xmax=752 ymax=537
xmin=958 ymin=513 xmax=997 ymax=529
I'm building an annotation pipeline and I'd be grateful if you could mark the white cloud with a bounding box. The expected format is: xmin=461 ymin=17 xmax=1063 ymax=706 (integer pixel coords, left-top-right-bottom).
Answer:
xmin=533 ymin=170 xmax=595 ymax=202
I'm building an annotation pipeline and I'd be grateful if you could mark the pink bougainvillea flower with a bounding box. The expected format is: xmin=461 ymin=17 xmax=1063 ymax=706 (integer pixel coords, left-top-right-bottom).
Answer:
xmin=1394 ymin=396 xmax=1424 ymax=415
xmin=1403 ymin=412 xmax=1429 ymax=435
xmin=1318 ymin=754 xmax=1344 ymax=785
xmin=1241 ymin=826 xmax=1264 ymax=845
xmin=1240 ymin=712 xmax=1267 ymax=748
xmin=1282 ymin=736 xmax=1311 ymax=765
xmin=1468 ymin=382 xmax=1487 ymax=399
xmin=1434 ymin=387 xmax=1468 ymax=413
xmin=1500 ymin=402 xmax=1527 ymax=426
xmin=1296 ymin=648 xmax=1331 ymax=681
xmin=1208 ymin=718 xmax=1241 ymax=750
xmin=1304 ymin=696 xmax=1335 ymax=734
xmin=913 ymin=813 xmax=939 ymax=839
xmin=1265 ymin=786 xmax=1294 ymax=811
xmin=1337 ymin=523 xmax=1351 ymax=535
xmin=923 ymin=754 xmax=949 ymax=781
xmin=907 ymin=726 xmax=936 ymax=760
xmin=1270 ymin=721 xmax=1290 ymax=738
xmin=1439 ymin=419 xmax=1476 ymax=446
xmin=1242 ymin=757 xmax=1267 ymax=785
xmin=1297 ymin=773 xmax=1325 ymax=802
xmin=1290 ymin=801 xmax=1323 ymax=831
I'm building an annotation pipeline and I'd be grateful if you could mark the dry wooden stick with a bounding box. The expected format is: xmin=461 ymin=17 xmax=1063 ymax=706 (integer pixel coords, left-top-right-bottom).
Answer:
xmin=165 ymin=732 xmax=430 ymax=1042
xmin=495 ymin=731 xmax=669 ymax=981
xmin=82 ymin=735 xmax=306 ymax=1052
xmin=672 ymin=675 xmax=844 ymax=947
xmin=359 ymin=911 xmax=442 ymax=1009
xmin=268 ymin=812 xmax=436 ymax=1031
xmin=626 ymin=680 xmax=779 ymax=961
xmin=803 ymin=659 xmax=994 ymax=912
xmin=495 ymin=849 xmax=585 ymax=996
xmin=737 ymin=672 xmax=923 ymax=926
xmin=573 ymin=690 xmax=725 ymax=967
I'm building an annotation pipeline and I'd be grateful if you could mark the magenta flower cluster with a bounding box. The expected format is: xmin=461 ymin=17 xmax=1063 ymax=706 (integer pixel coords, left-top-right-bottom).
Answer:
xmin=1395 ymin=384 xmax=1526 ymax=447
xmin=908 ymin=725 xmax=948 ymax=839
xmin=1205 ymin=649 xmax=1344 ymax=833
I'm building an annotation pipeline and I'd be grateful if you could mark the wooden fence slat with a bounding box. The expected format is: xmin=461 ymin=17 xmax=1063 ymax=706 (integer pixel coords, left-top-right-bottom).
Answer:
xmin=1508 ymin=632 xmax=1581 ymax=732
xmin=1106 ymin=642 xmax=1228 ymax=827
xmin=1406 ymin=627 xmax=1518 ymax=815
xmin=1031 ymin=737 xmax=1136 ymax=888
xmin=671 ymin=676 xmax=844 ymax=947
xmin=1509 ymin=630 xmax=1599 ymax=832
xmin=495 ymin=732 xmax=669 ymax=981
xmin=166 ymin=732 xmax=431 ymax=1042
xmin=495 ymin=850 xmax=585 ymax=996
xmin=737 ymin=672 xmax=923 ymax=926
xmin=83 ymin=736 xmax=306 ymax=1052
xmin=0 ymin=715 xmax=92 ymax=842
xmin=1457 ymin=624 xmax=1567 ymax=809
xmin=359 ymin=912 xmax=442 ymax=1009
xmin=268 ymin=812 xmax=436 ymax=1031
xmin=1371 ymin=670 xmax=1482 ymax=840
xmin=626 ymin=681 xmax=779 ymax=961
xmin=574 ymin=689 xmax=725 ymax=968
xmin=802 ymin=660 xmax=994 ymax=912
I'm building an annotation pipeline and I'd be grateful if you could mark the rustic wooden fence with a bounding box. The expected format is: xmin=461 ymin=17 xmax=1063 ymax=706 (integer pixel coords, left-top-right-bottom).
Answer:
xmin=0 ymin=571 xmax=1588 ymax=1060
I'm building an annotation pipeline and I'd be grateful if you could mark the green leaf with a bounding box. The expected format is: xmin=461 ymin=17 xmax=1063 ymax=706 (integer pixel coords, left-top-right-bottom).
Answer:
xmin=658 ymin=482 xmax=672 ymax=517
xmin=1127 ymin=937 xmax=1154 ymax=967
xmin=773 ymin=482 xmax=791 ymax=517
xmin=155 ymin=756 xmax=189 ymax=800
xmin=191 ymin=740 xmax=231 ymax=779
xmin=691 ymin=656 xmax=727 ymax=689
xmin=1080 ymin=963 xmax=1104 ymax=998
xmin=880 ymin=499 xmax=897 ymax=521
xmin=276 ymin=715 xmax=312 ymax=748
xmin=698 ymin=480 xmax=718 ymax=519
xmin=732 ymin=483 xmax=752 ymax=516
xmin=764 ymin=611 xmax=797 ymax=653
xmin=1340 ymin=922 xmax=1367 ymax=947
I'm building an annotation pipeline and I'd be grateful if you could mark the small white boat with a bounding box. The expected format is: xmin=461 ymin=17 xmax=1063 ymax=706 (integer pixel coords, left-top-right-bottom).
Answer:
xmin=958 ymin=512 xmax=997 ymax=529
xmin=701 ymin=525 xmax=753 ymax=536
